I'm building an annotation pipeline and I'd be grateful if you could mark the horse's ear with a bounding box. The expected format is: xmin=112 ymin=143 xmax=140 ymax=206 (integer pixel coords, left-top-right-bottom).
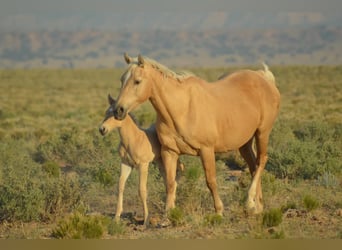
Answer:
xmin=108 ymin=94 xmax=116 ymax=105
xmin=138 ymin=54 xmax=144 ymax=67
xmin=124 ymin=52 xmax=132 ymax=64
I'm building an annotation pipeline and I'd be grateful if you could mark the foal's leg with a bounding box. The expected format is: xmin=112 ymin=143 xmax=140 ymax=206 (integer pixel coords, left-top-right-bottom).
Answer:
xmin=200 ymin=147 xmax=224 ymax=215
xmin=161 ymin=149 xmax=179 ymax=211
xmin=115 ymin=162 xmax=132 ymax=221
xmin=138 ymin=162 xmax=149 ymax=226
xmin=247 ymin=130 xmax=270 ymax=214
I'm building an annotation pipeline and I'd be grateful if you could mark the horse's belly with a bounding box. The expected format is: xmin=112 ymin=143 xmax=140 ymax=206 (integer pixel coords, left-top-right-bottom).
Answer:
xmin=215 ymin=126 xmax=256 ymax=151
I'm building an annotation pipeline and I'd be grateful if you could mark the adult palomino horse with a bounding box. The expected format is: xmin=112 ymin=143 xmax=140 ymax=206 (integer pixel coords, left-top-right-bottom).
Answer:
xmin=99 ymin=94 xmax=183 ymax=226
xmin=114 ymin=53 xmax=280 ymax=215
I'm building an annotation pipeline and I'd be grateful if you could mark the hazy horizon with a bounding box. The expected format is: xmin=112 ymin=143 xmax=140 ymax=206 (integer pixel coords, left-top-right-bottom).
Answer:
xmin=1 ymin=0 xmax=342 ymax=31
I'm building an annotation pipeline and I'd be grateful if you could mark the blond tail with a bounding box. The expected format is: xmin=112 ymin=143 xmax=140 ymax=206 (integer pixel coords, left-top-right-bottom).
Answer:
xmin=261 ymin=62 xmax=276 ymax=84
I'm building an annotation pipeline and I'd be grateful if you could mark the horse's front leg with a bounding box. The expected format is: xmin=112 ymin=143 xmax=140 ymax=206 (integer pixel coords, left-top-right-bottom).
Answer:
xmin=161 ymin=148 xmax=179 ymax=212
xmin=200 ymin=146 xmax=224 ymax=215
xmin=138 ymin=162 xmax=149 ymax=227
xmin=115 ymin=162 xmax=132 ymax=221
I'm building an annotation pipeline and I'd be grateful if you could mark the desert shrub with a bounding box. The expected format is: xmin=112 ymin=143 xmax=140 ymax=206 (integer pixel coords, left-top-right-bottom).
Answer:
xmin=0 ymin=140 xmax=46 ymax=222
xmin=303 ymin=195 xmax=319 ymax=212
xmin=176 ymin=157 xmax=210 ymax=213
xmin=262 ymin=208 xmax=283 ymax=227
xmin=316 ymin=171 xmax=339 ymax=188
xmin=52 ymin=211 xmax=105 ymax=239
xmin=0 ymin=139 xmax=81 ymax=222
xmin=35 ymin=127 xmax=94 ymax=166
xmin=92 ymin=167 xmax=116 ymax=187
xmin=42 ymin=175 xmax=82 ymax=219
xmin=268 ymin=120 xmax=342 ymax=180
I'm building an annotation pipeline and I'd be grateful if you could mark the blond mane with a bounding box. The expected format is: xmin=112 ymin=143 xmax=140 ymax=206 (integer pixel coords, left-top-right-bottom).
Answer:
xmin=132 ymin=56 xmax=195 ymax=82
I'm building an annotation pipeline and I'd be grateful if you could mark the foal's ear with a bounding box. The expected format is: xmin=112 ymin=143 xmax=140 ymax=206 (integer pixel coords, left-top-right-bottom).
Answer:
xmin=108 ymin=94 xmax=116 ymax=105
xmin=138 ymin=54 xmax=145 ymax=67
xmin=124 ymin=52 xmax=132 ymax=64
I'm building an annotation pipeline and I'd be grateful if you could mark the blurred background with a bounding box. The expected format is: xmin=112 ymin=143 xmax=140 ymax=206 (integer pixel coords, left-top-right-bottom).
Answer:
xmin=1 ymin=0 xmax=342 ymax=68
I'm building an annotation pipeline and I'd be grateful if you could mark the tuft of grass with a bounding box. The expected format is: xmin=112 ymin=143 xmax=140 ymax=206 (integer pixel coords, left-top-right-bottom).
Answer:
xmin=51 ymin=211 xmax=105 ymax=239
xmin=185 ymin=165 xmax=201 ymax=182
xmin=262 ymin=208 xmax=283 ymax=228
xmin=303 ymin=195 xmax=319 ymax=212
xmin=167 ymin=207 xmax=184 ymax=226
xmin=42 ymin=161 xmax=60 ymax=178
xmin=281 ymin=201 xmax=297 ymax=213
xmin=269 ymin=229 xmax=285 ymax=239
xmin=107 ymin=220 xmax=126 ymax=236
xmin=317 ymin=172 xmax=339 ymax=188
xmin=204 ymin=214 xmax=223 ymax=227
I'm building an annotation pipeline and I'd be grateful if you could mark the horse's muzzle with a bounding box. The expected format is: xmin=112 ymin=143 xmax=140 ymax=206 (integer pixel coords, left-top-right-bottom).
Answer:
xmin=99 ymin=126 xmax=107 ymax=136
xmin=113 ymin=105 xmax=126 ymax=120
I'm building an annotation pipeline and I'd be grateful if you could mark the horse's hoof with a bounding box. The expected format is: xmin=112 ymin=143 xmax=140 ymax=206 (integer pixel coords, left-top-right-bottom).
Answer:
xmin=246 ymin=202 xmax=264 ymax=215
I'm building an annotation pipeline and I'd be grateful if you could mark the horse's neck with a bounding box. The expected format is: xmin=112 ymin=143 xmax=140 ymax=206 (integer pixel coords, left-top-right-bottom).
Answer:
xmin=150 ymin=74 xmax=192 ymax=127
xmin=118 ymin=116 xmax=143 ymax=148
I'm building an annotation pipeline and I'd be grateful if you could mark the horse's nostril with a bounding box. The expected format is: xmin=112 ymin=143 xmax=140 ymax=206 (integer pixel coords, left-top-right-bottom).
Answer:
xmin=99 ymin=127 xmax=106 ymax=135
xmin=114 ymin=106 xmax=125 ymax=120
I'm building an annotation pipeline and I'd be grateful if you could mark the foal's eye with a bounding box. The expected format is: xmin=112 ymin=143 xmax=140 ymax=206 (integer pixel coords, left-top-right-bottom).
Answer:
xmin=134 ymin=79 xmax=142 ymax=85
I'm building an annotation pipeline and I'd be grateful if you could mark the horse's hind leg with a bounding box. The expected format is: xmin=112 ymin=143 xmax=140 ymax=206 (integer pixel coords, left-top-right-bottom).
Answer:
xmin=247 ymin=129 xmax=270 ymax=214
xmin=116 ymin=162 xmax=132 ymax=221
xmin=239 ymin=137 xmax=256 ymax=176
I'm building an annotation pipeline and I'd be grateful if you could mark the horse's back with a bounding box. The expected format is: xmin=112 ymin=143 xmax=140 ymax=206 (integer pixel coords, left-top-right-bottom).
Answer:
xmin=220 ymin=68 xmax=281 ymax=130
xmin=217 ymin=69 xmax=280 ymax=108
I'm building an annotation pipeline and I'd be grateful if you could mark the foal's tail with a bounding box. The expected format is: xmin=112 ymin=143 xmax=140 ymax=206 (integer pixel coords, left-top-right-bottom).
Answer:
xmin=260 ymin=62 xmax=276 ymax=84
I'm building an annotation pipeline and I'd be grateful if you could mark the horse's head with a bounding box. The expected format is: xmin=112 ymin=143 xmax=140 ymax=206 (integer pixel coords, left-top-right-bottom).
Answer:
xmin=99 ymin=94 xmax=122 ymax=136
xmin=114 ymin=53 xmax=152 ymax=120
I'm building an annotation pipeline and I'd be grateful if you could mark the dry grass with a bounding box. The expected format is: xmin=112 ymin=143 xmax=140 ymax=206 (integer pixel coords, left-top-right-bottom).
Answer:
xmin=0 ymin=66 xmax=341 ymax=239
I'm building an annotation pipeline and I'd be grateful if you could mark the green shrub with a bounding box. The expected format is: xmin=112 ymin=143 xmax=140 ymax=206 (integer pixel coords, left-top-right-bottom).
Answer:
xmin=0 ymin=139 xmax=81 ymax=222
xmin=204 ymin=214 xmax=223 ymax=227
xmin=107 ymin=220 xmax=126 ymax=235
xmin=93 ymin=167 xmax=116 ymax=187
xmin=269 ymin=230 xmax=285 ymax=239
xmin=303 ymin=195 xmax=319 ymax=212
xmin=268 ymin=121 xmax=342 ymax=180
xmin=262 ymin=208 xmax=283 ymax=227
xmin=42 ymin=161 xmax=60 ymax=178
xmin=0 ymin=140 xmax=46 ymax=222
xmin=168 ymin=207 xmax=184 ymax=226
xmin=281 ymin=201 xmax=297 ymax=213
xmin=185 ymin=165 xmax=201 ymax=182
xmin=52 ymin=211 xmax=105 ymax=239
xmin=317 ymin=172 xmax=339 ymax=188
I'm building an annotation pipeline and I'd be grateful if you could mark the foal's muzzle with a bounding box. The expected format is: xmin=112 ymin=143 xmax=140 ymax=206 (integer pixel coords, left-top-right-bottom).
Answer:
xmin=113 ymin=105 xmax=126 ymax=120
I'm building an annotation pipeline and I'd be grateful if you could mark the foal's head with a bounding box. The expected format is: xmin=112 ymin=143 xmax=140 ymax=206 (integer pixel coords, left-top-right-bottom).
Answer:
xmin=114 ymin=53 xmax=153 ymax=120
xmin=99 ymin=94 xmax=122 ymax=136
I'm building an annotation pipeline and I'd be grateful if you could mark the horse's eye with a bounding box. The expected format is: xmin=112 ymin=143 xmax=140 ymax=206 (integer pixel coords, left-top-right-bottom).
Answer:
xmin=134 ymin=79 xmax=141 ymax=85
